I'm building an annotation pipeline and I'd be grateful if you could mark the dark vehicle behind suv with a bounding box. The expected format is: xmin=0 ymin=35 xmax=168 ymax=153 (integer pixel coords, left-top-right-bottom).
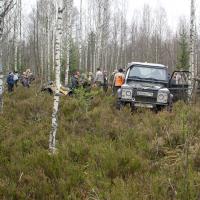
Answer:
xmin=117 ymin=62 xmax=189 ymax=111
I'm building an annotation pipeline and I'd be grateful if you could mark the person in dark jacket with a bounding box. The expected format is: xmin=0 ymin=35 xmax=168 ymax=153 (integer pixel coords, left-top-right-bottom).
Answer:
xmin=7 ymin=72 xmax=15 ymax=92
xmin=71 ymin=71 xmax=80 ymax=89
xmin=103 ymin=71 xmax=108 ymax=93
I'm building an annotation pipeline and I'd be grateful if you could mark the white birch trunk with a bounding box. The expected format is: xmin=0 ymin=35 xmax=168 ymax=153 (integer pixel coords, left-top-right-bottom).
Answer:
xmin=0 ymin=0 xmax=14 ymax=112
xmin=78 ymin=0 xmax=82 ymax=71
xmin=14 ymin=0 xmax=18 ymax=72
xmin=0 ymin=0 xmax=4 ymax=113
xmin=95 ymin=2 xmax=102 ymax=70
xmin=47 ymin=28 xmax=50 ymax=81
xmin=0 ymin=34 xmax=3 ymax=113
xmin=64 ymin=0 xmax=73 ymax=86
xmin=47 ymin=1 xmax=51 ymax=81
xmin=49 ymin=0 xmax=63 ymax=153
xmin=18 ymin=0 xmax=21 ymax=70
xmin=188 ymin=0 xmax=196 ymax=101
xmin=0 ymin=49 xmax=2 ymax=113
xmin=93 ymin=49 xmax=96 ymax=73
xmin=85 ymin=45 xmax=88 ymax=71
xmin=52 ymin=6 xmax=57 ymax=73
xmin=52 ymin=28 xmax=55 ymax=73
xmin=40 ymin=45 xmax=44 ymax=85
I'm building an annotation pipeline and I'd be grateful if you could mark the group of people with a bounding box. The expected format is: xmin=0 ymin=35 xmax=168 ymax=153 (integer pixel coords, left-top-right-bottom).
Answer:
xmin=21 ymin=69 xmax=35 ymax=88
xmin=70 ymin=69 xmax=107 ymax=92
xmin=171 ymin=72 xmax=188 ymax=85
xmin=70 ymin=68 xmax=126 ymax=94
xmin=6 ymin=69 xmax=34 ymax=93
xmin=6 ymin=67 xmax=125 ymax=94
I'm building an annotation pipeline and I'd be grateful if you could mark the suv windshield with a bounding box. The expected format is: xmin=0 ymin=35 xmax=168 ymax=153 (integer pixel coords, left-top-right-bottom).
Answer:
xmin=128 ymin=65 xmax=167 ymax=81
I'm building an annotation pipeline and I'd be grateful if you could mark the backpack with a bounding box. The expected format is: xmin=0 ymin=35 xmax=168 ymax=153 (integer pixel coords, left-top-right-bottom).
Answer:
xmin=7 ymin=75 xmax=14 ymax=85
xmin=13 ymin=74 xmax=19 ymax=81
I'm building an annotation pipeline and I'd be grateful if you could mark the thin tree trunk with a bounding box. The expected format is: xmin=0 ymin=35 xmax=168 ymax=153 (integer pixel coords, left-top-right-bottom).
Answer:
xmin=0 ymin=0 xmax=14 ymax=112
xmin=14 ymin=0 xmax=18 ymax=72
xmin=49 ymin=0 xmax=64 ymax=153
xmin=0 ymin=41 xmax=2 ymax=112
xmin=189 ymin=0 xmax=196 ymax=102
xmin=40 ymin=45 xmax=44 ymax=85
xmin=18 ymin=0 xmax=22 ymax=71
xmin=47 ymin=2 xmax=51 ymax=82
xmin=52 ymin=29 xmax=55 ymax=74
xmin=78 ymin=0 xmax=82 ymax=71
xmin=64 ymin=0 xmax=73 ymax=86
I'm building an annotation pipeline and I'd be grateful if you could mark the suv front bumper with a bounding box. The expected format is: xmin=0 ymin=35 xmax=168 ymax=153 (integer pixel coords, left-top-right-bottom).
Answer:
xmin=119 ymin=98 xmax=168 ymax=108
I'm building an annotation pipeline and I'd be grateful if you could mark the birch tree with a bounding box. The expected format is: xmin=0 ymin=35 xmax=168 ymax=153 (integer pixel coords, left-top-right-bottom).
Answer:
xmin=0 ymin=0 xmax=14 ymax=112
xmin=64 ymin=0 xmax=73 ymax=86
xmin=47 ymin=0 xmax=51 ymax=81
xmin=49 ymin=0 xmax=64 ymax=153
xmin=14 ymin=0 xmax=18 ymax=72
xmin=189 ymin=0 xmax=196 ymax=101
xmin=78 ymin=0 xmax=82 ymax=70
xmin=0 ymin=0 xmax=3 ymax=113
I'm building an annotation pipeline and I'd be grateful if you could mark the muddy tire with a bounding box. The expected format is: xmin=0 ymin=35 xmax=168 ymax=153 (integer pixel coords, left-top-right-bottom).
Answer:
xmin=116 ymin=99 xmax=124 ymax=110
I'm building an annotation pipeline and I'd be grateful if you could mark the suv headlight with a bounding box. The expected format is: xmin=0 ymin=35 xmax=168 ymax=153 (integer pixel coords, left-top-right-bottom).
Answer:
xmin=157 ymin=89 xmax=169 ymax=103
xmin=122 ymin=89 xmax=132 ymax=100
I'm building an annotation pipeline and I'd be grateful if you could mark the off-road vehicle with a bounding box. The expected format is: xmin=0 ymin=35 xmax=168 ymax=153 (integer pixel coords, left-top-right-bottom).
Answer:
xmin=117 ymin=62 xmax=189 ymax=111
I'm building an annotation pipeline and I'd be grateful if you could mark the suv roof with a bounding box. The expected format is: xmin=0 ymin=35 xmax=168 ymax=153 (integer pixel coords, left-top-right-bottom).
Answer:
xmin=127 ymin=62 xmax=167 ymax=69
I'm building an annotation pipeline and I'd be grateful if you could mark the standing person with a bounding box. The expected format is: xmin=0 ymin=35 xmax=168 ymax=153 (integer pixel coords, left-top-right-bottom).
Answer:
xmin=113 ymin=68 xmax=125 ymax=94
xmin=28 ymin=72 xmax=35 ymax=84
xmin=88 ymin=72 xmax=94 ymax=85
xmin=13 ymin=71 xmax=19 ymax=87
xmin=7 ymin=72 xmax=15 ymax=92
xmin=82 ymin=72 xmax=94 ymax=92
xmin=103 ymin=71 xmax=108 ymax=93
xmin=71 ymin=71 xmax=80 ymax=90
xmin=94 ymin=68 xmax=104 ymax=88
xmin=176 ymin=72 xmax=182 ymax=84
xmin=110 ymin=69 xmax=118 ymax=87
xmin=21 ymin=72 xmax=30 ymax=88
xmin=21 ymin=72 xmax=26 ymax=87
xmin=80 ymin=73 xmax=87 ymax=87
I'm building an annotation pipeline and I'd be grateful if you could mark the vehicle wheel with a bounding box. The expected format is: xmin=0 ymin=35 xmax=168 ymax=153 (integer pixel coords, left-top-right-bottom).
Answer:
xmin=167 ymin=103 xmax=173 ymax=112
xmin=154 ymin=106 xmax=160 ymax=113
xmin=116 ymin=99 xmax=124 ymax=110
xmin=130 ymin=103 xmax=136 ymax=112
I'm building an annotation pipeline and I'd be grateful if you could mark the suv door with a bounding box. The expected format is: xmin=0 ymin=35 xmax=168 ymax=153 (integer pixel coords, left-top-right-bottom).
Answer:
xmin=169 ymin=71 xmax=190 ymax=102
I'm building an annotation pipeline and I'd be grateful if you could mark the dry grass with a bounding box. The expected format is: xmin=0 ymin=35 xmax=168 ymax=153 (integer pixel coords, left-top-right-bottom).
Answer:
xmin=0 ymin=85 xmax=200 ymax=199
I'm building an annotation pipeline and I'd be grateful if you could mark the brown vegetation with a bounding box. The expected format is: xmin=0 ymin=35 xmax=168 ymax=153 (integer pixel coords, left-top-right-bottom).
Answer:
xmin=0 ymin=86 xmax=200 ymax=199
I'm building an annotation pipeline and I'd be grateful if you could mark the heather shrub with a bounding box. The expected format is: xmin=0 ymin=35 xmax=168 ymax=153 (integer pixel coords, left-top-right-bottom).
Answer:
xmin=0 ymin=86 xmax=200 ymax=199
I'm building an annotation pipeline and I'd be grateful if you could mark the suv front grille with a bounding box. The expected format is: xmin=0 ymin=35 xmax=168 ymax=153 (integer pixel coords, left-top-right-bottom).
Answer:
xmin=135 ymin=96 xmax=157 ymax=103
xmin=133 ymin=89 xmax=157 ymax=103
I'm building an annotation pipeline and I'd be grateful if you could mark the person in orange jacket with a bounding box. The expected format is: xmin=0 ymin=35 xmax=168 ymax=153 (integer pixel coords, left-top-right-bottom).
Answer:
xmin=113 ymin=68 xmax=125 ymax=94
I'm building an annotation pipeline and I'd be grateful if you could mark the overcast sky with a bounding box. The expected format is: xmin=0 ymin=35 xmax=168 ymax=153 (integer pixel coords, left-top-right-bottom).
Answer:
xmin=23 ymin=0 xmax=199 ymax=29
